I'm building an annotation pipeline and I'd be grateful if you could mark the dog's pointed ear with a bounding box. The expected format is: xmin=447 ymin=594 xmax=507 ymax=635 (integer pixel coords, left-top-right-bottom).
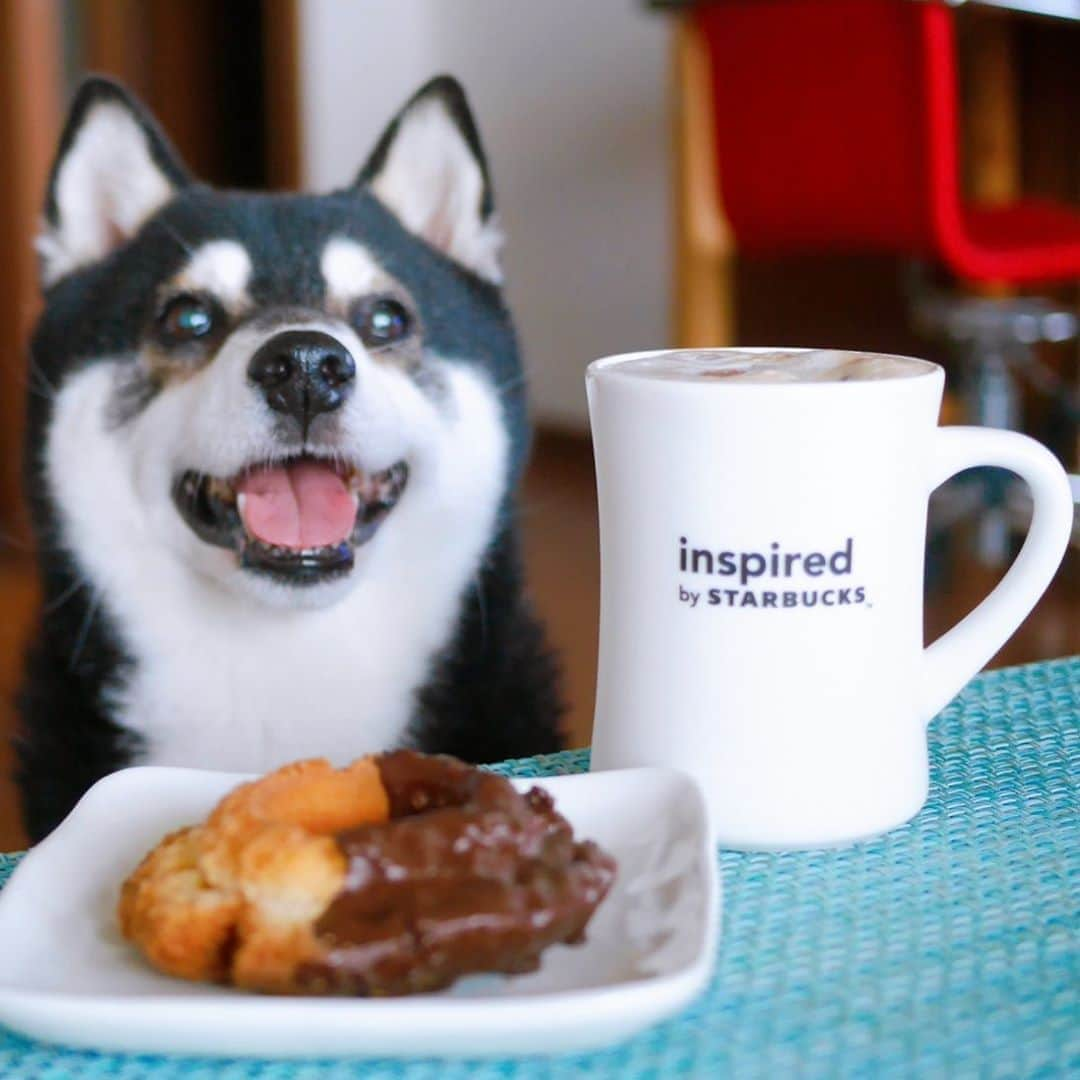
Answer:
xmin=356 ymin=76 xmax=502 ymax=284
xmin=38 ymin=76 xmax=191 ymax=286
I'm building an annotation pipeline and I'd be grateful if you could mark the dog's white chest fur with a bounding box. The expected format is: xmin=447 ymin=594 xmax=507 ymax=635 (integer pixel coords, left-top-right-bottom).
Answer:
xmin=119 ymin=577 xmax=448 ymax=772
xmin=46 ymin=360 xmax=507 ymax=775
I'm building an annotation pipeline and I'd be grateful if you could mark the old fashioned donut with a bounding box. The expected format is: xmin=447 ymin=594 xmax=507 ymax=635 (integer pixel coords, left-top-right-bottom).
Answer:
xmin=118 ymin=751 xmax=615 ymax=995
xmin=118 ymin=756 xmax=390 ymax=991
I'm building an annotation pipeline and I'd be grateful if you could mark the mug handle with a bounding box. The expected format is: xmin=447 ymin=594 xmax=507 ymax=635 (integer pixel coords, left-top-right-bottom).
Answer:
xmin=922 ymin=426 xmax=1074 ymax=722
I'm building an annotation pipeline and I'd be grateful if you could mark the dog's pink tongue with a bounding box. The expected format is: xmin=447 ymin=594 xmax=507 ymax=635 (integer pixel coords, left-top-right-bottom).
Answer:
xmin=236 ymin=461 xmax=356 ymax=549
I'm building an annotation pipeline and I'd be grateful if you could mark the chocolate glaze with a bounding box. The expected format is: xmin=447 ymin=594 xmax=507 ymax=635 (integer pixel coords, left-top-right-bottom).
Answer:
xmin=297 ymin=751 xmax=616 ymax=996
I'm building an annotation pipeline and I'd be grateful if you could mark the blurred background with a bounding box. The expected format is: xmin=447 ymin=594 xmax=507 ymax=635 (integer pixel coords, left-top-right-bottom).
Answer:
xmin=0 ymin=0 xmax=1076 ymax=849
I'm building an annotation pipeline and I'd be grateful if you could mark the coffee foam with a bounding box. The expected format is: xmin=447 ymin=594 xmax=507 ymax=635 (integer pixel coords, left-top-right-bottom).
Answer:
xmin=609 ymin=350 xmax=931 ymax=383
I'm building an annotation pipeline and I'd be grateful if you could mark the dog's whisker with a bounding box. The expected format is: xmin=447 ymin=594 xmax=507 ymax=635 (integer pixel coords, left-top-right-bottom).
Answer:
xmin=0 ymin=528 xmax=35 ymax=555
xmin=68 ymin=586 xmax=103 ymax=672
xmin=151 ymin=216 xmax=195 ymax=257
xmin=31 ymin=360 xmax=58 ymax=395
xmin=513 ymin=496 xmax=582 ymax=522
xmin=44 ymin=575 xmax=90 ymax=615
xmin=22 ymin=361 xmax=58 ymax=402
xmin=493 ymin=374 xmax=527 ymax=398
xmin=473 ymin=572 xmax=489 ymax=650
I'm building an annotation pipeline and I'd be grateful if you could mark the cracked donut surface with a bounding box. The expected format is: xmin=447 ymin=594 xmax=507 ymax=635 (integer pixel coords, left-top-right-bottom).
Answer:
xmin=117 ymin=751 xmax=616 ymax=995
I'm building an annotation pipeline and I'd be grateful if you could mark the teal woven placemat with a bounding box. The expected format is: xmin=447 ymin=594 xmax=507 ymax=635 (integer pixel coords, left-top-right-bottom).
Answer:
xmin=2 ymin=658 xmax=1077 ymax=1078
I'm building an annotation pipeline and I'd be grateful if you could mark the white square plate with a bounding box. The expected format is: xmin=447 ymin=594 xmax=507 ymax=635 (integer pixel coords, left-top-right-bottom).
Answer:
xmin=0 ymin=765 xmax=718 ymax=1058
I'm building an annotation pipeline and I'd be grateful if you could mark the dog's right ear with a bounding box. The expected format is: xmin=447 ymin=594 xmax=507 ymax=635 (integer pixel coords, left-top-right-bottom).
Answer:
xmin=38 ymin=77 xmax=191 ymax=287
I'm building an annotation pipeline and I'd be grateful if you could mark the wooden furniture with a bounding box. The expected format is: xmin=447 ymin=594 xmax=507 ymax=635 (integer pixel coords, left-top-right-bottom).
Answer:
xmin=672 ymin=17 xmax=734 ymax=348
xmin=0 ymin=2 xmax=61 ymax=546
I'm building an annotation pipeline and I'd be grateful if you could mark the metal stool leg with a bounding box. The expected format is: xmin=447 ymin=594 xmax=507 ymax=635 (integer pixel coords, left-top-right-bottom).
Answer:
xmin=964 ymin=342 xmax=1020 ymax=566
xmin=910 ymin=267 xmax=1078 ymax=568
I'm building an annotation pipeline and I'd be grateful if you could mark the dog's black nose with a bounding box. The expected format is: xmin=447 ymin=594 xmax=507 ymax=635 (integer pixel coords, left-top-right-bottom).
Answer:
xmin=248 ymin=330 xmax=356 ymax=430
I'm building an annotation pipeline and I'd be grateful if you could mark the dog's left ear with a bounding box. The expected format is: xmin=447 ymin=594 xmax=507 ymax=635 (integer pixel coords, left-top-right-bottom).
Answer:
xmin=38 ymin=76 xmax=191 ymax=286
xmin=357 ymin=76 xmax=502 ymax=284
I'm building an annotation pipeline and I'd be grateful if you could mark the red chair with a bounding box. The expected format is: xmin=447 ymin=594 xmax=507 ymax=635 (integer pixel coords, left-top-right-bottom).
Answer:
xmin=674 ymin=0 xmax=1079 ymax=561
xmin=689 ymin=0 xmax=1080 ymax=278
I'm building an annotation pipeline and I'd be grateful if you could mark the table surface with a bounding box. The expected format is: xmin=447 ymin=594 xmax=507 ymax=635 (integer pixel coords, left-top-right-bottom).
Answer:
xmin=2 ymin=656 xmax=1077 ymax=1078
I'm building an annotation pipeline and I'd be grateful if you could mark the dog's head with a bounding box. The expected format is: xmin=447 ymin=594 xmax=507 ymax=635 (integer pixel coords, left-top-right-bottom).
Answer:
xmin=32 ymin=76 xmax=524 ymax=606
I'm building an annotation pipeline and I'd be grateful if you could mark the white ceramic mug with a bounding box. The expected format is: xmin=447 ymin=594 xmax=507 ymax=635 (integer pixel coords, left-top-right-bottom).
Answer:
xmin=586 ymin=349 xmax=1073 ymax=849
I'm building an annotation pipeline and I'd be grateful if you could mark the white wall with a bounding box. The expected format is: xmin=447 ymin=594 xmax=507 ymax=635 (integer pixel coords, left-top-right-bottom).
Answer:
xmin=299 ymin=0 xmax=672 ymax=429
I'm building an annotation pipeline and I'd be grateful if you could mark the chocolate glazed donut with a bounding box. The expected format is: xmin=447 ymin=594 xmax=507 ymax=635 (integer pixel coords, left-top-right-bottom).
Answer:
xmin=298 ymin=751 xmax=616 ymax=996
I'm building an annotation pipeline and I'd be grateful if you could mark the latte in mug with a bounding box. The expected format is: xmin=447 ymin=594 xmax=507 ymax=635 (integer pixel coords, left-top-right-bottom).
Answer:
xmin=611 ymin=348 xmax=931 ymax=383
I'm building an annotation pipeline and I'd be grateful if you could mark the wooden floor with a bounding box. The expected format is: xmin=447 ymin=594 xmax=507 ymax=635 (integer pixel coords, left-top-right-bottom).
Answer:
xmin=0 ymin=430 xmax=1075 ymax=851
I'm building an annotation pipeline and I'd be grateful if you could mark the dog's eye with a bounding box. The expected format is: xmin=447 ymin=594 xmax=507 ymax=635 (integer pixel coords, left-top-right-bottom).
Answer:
xmin=353 ymin=296 xmax=412 ymax=348
xmin=156 ymin=294 xmax=217 ymax=345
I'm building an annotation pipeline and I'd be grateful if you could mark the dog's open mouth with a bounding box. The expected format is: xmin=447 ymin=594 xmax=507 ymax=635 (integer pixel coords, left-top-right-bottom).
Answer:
xmin=172 ymin=456 xmax=409 ymax=584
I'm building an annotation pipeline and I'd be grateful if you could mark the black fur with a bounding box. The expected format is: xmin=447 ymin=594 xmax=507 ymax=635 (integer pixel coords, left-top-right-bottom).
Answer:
xmin=16 ymin=76 xmax=563 ymax=842
xmin=15 ymin=605 xmax=141 ymax=845
xmin=410 ymin=523 xmax=564 ymax=764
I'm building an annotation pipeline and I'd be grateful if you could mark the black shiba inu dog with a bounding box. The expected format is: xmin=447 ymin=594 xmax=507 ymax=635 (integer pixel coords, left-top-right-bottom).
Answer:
xmin=16 ymin=75 xmax=562 ymax=841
